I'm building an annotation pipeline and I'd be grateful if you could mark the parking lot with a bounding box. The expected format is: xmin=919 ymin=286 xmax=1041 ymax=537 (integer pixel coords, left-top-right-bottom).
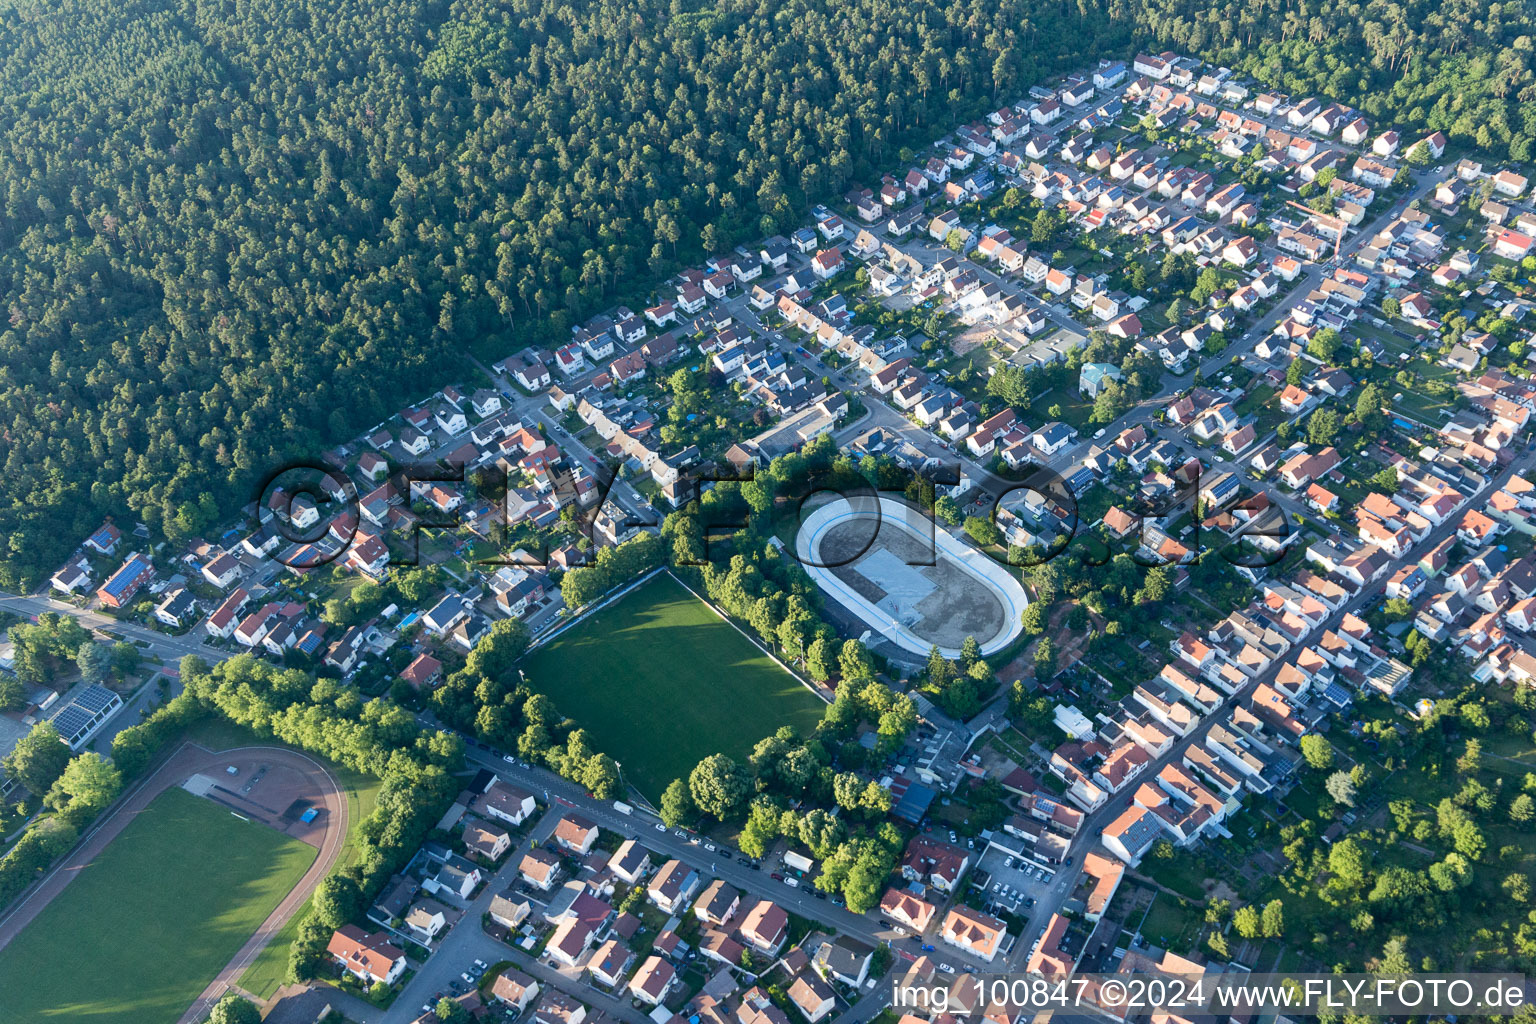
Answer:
xmin=975 ymin=845 xmax=1055 ymax=916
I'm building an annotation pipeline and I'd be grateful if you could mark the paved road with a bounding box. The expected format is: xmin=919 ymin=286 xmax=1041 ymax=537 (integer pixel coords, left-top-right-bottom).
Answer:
xmin=371 ymin=745 xmax=1002 ymax=1024
xmin=0 ymin=590 xmax=216 ymax=665
xmin=0 ymin=158 xmax=1460 ymax=1023
xmin=464 ymin=353 xmax=655 ymax=527
xmin=375 ymin=808 xmax=658 ymax=1024
xmin=90 ymin=669 xmax=187 ymax=757
xmin=0 ymin=584 xmax=956 ymax=1019
xmin=461 ymin=750 xmax=945 ymax=956
xmin=833 ymin=164 xmax=1449 ymax=503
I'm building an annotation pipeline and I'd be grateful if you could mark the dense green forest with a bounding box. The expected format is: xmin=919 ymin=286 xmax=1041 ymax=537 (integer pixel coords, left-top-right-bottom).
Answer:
xmin=1 ymin=0 xmax=1533 ymax=589
xmin=1137 ymin=0 xmax=1536 ymax=159
xmin=0 ymin=0 xmax=1122 ymax=589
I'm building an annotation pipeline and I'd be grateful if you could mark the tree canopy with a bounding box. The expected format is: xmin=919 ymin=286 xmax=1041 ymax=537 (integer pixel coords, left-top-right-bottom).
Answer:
xmin=0 ymin=0 xmax=1132 ymax=588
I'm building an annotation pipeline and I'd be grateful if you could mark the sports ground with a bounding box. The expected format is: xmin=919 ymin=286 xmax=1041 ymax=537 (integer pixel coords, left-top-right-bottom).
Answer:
xmin=0 ymin=786 xmax=316 ymax=1024
xmin=796 ymin=495 xmax=1028 ymax=658
xmin=520 ymin=572 xmax=826 ymax=797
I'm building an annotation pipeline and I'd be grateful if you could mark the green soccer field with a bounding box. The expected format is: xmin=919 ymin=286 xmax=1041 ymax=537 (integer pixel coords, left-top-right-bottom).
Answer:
xmin=519 ymin=572 xmax=827 ymax=797
xmin=0 ymin=787 xmax=317 ymax=1024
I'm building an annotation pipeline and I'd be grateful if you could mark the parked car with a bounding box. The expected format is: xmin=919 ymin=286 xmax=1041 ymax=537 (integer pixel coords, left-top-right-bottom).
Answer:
xmin=654 ymin=822 xmax=666 ymax=831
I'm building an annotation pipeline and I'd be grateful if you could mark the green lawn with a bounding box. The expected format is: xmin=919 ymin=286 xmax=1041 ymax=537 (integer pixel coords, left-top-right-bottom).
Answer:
xmin=1141 ymin=854 xmax=1208 ymax=900
xmin=1042 ymin=387 xmax=1096 ymax=433
xmin=1139 ymin=891 xmax=1204 ymax=954
xmin=1389 ymin=359 xmax=1460 ymax=423
xmin=238 ymin=900 xmax=308 ymax=1001
xmin=1081 ymin=632 xmax=1161 ymax=697
xmin=168 ymin=718 xmax=384 ymax=1002
xmin=1235 ymin=383 xmax=1274 ymax=418
xmin=97 ymin=716 xmax=379 ymax=1002
xmin=519 ymin=573 xmax=827 ymax=797
xmin=0 ymin=787 xmax=316 ymax=1024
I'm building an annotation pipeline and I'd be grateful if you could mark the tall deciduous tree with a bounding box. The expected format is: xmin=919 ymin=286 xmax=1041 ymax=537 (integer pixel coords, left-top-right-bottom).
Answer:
xmin=208 ymin=995 xmax=263 ymax=1024
xmin=44 ymin=752 xmax=122 ymax=822
xmin=689 ymin=754 xmax=751 ymax=820
xmin=659 ymin=778 xmax=694 ymax=828
xmin=3 ymin=723 xmax=72 ymax=797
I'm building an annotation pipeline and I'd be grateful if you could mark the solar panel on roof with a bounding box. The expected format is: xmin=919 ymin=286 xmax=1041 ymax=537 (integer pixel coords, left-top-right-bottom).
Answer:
xmin=51 ymin=706 xmax=94 ymax=739
xmin=74 ymin=685 xmax=117 ymax=714
xmin=103 ymin=556 xmax=150 ymax=596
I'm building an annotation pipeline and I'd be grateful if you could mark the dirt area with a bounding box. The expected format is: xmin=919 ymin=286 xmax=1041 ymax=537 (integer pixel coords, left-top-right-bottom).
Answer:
xmin=956 ymin=320 xmax=1038 ymax=357
xmin=973 ymin=740 xmax=1019 ymax=777
xmin=995 ymin=647 xmax=1036 ymax=687
xmin=995 ymin=601 xmax=1097 ymax=684
xmin=181 ymin=755 xmax=336 ymax=849
xmin=951 ymin=324 xmax=993 ymax=356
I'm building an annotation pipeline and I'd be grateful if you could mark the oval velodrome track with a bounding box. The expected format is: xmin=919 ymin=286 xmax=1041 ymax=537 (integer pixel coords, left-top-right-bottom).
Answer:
xmin=796 ymin=494 xmax=1029 ymax=658
xmin=0 ymin=742 xmax=347 ymax=1022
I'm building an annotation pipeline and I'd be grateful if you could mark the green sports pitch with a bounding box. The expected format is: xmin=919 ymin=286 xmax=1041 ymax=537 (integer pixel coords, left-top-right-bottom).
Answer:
xmin=519 ymin=572 xmax=827 ymax=797
xmin=0 ymin=786 xmax=316 ymax=1024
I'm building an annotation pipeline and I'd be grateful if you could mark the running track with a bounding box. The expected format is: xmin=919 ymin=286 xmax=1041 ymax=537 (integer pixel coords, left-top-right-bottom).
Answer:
xmin=0 ymin=742 xmax=347 ymax=1023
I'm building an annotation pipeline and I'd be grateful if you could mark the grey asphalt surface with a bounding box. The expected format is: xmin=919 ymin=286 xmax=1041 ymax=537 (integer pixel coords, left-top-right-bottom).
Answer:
xmin=0 ymin=589 xmax=219 ymax=664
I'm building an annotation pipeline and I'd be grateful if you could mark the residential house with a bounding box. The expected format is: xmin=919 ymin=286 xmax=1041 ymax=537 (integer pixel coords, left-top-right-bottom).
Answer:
xmin=740 ymin=900 xmax=790 ymax=956
xmin=647 ymin=859 xmax=701 ymax=914
xmin=327 ymin=925 xmax=407 ymax=986
xmin=941 ymin=906 xmax=1007 ymax=962
xmin=554 ymin=815 xmax=599 ymax=855
xmin=694 ymin=879 xmax=741 ymax=926
xmin=491 ymin=970 xmax=541 ymax=1013
xmin=520 ymin=849 xmax=562 ymax=891
xmin=787 ymin=972 xmax=836 ymax=1022
xmin=629 ymin=956 xmax=676 ymax=1006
